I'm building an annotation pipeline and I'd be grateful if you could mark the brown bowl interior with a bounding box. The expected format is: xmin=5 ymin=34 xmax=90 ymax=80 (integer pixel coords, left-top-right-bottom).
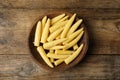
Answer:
xmin=28 ymin=12 xmax=89 ymax=72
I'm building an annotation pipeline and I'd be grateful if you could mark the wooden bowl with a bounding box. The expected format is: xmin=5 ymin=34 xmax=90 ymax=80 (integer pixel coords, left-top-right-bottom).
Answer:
xmin=28 ymin=12 xmax=89 ymax=72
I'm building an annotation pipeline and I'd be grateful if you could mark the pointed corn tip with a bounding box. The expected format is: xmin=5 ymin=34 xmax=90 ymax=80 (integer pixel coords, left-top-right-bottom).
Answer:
xmin=73 ymin=13 xmax=77 ymax=16
xmin=63 ymin=13 xmax=66 ymax=15
xmin=38 ymin=21 xmax=41 ymax=24
xmin=48 ymin=18 xmax=50 ymax=20
xmin=80 ymin=43 xmax=84 ymax=47
xmin=79 ymin=19 xmax=83 ymax=22
xmin=47 ymin=18 xmax=51 ymax=22
xmin=81 ymin=27 xmax=84 ymax=30
xmin=43 ymin=16 xmax=47 ymax=19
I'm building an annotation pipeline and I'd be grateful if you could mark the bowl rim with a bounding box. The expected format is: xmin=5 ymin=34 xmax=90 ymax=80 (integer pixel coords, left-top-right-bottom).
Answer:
xmin=28 ymin=11 xmax=89 ymax=72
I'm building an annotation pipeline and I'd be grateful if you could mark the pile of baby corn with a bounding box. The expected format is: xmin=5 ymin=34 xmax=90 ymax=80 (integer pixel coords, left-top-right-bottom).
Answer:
xmin=33 ymin=13 xmax=84 ymax=68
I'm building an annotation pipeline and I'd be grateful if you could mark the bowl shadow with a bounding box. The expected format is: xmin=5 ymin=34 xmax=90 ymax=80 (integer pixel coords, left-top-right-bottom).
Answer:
xmin=28 ymin=12 xmax=89 ymax=72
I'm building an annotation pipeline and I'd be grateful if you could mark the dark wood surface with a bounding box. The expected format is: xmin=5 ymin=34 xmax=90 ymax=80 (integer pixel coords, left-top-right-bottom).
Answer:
xmin=0 ymin=0 xmax=120 ymax=80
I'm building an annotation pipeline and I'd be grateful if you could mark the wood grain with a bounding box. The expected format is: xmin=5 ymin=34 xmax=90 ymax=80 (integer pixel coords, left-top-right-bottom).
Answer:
xmin=0 ymin=0 xmax=120 ymax=79
xmin=0 ymin=0 xmax=120 ymax=9
xmin=0 ymin=55 xmax=120 ymax=80
xmin=0 ymin=12 xmax=119 ymax=54
xmin=1 ymin=8 xmax=120 ymax=20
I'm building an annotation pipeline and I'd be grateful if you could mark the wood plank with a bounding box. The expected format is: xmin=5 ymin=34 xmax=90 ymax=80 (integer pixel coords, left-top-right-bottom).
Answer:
xmin=0 ymin=8 xmax=120 ymax=20
xmin=0 ymin=55 xmax=120 ymax=80
xmin=87 ymin=20 xmax=120 ymax=54
xmin=0 ymin=9 xmax=119 ymax=29
xmin=0 ymin=0 xmax=120 ymax=9
xmin=0 ymin=0 xmax=120 ymax=80
xmin=0 ymin=11 xmax=119 ymax=55
xmin=0 ymin=9 xmax=119 ymax=54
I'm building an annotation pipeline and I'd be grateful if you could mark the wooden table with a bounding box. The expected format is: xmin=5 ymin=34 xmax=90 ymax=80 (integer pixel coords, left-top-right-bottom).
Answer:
xmin=0 ymin=0 xmax=120 ymax=80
